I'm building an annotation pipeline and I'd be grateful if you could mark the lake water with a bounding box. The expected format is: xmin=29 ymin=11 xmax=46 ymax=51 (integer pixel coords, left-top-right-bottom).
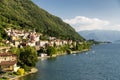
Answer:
xmin=20 ymin=43 xmax=120 ymax=80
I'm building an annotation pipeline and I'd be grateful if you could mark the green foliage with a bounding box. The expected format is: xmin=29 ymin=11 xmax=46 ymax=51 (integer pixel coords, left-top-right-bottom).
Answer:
xmin=22 ymin=65 xmax=31 ymax=71
xmin=0 ymin=77 xmax=8 ymax=80
xmin=17 ymin=68 xmax=25 ymax=76
xmin=38 ymin=48 xmax=45 ymax=53
xmin=75 ymin=42 xmax=91 ymax=51
xmin=0 ymin=42 xmax=8 ymax=46
xmin=10 ymin=47 xmax=20 ymax=54
xmin=9 ymin=47 xmax=21 ymax=65
xmin=0 ymin=34 xmax=2 ymax=42
xmin=0 ymin=27 xmax=7 ymax=41
xmin=0 ymin=0 xmax=84 ymax=41
xmin=87 ymin=39 xmax=101 ymax=45
xmin=76 ymin=44 xmax=84 ymax=51
xmin=59 ymin=44 xmax=69 ymax=52
xmin=40 ymin=35 xmax=49 ymax=40
xmin=19 ymin=46 xmax=38 ymax=67
xmin=56 ymin=44 xmax=72 ymax=54
xmin=66 ymin=49 xmax=72 ymax=54
xmin=12 ymin=72 xmax=19 ymax=75
xmin=46 ymin=46 xmax=57 ymax=56
xmin=9 ymin=46 xmax=38 ymax=69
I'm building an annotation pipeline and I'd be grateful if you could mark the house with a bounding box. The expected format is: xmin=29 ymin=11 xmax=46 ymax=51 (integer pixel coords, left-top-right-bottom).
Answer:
xmin=55 ymin=39 xmax=63 ymax=46
xmin=62 ymin=40 xmax=68 ymax=45
xmin=28 ymin=41 xmax=36 ymax=47
xmin=0 ymin=47 xmax=10 ymax=53
xmin=40 ymin=53 xmax=47 ymax=57
xmin=40 ymin=41 xmax=49 ymax=47
xmin=0 ymin=53 xmax=19 ymax=72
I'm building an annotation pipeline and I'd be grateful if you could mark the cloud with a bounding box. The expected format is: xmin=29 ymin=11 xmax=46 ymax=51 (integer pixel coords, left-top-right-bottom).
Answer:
xmin=109 ymin=25 xmax=120 ymax=31
xmin=63 ymin=16 xmax=110 ymax=31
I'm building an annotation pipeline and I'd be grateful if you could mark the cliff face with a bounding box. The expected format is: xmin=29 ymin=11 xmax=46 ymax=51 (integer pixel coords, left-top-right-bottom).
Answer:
xmin=0 ymin=0 xmax=84 ymax=41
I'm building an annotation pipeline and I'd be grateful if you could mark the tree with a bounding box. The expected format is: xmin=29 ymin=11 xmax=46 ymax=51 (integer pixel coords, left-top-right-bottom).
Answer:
xmin=19 ymin=46 xmax=38 ymax=68
xmin=66 ymin=49 xmax=72 ymax=54
xmin=10 ymin=47 xmax=20 ymax=54
xmin=76 ymin=44 xmax=83 ymax=51
xmin=0 ymin=33 xmax=2 ymax=42
xmin=10 ymin=46 xmax=38 ymax=69
xmin=9 ymin=47 xmax=21 ymax=66
xmin=0 ymin=27 xmax=7 ymax=41
xmin=46 ymin=46 xmax=57 ymax=56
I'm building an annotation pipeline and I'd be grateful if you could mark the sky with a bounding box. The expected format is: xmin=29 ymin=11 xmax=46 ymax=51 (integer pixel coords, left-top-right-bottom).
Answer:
xmin=32 ymin=0 xmax=120 ymax=32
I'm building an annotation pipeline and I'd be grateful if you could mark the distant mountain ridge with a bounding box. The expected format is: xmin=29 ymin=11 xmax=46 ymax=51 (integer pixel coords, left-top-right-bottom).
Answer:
xmin=0 ymin=0 xmax=84 ymax=41
xmin=78 ymin=30 xmax=120 ymax=42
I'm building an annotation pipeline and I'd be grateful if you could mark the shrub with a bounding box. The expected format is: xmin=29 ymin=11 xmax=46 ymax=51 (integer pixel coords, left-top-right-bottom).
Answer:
xmin=17 ymin=68 xmax=25 ymax=76
xmin=66 ymin=49 xmax=72 ymax=54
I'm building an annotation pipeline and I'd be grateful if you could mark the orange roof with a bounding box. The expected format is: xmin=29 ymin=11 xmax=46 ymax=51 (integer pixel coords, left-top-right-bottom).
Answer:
xmin=0 ymin=53 xmax=17 ymax=57
xmin=0 ymin=61 xmax=17 ymax=66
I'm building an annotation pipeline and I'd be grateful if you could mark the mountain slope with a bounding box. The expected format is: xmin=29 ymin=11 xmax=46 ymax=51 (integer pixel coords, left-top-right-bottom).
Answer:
xmin=79 ymin=30 xmax=120 ymax=42
xmin=0 ymin=0 xmax=84 ymax=41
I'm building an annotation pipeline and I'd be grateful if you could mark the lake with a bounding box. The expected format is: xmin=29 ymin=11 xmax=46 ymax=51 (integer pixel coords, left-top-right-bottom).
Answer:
xmin=19 ymin=43 xmax=120 ymax=80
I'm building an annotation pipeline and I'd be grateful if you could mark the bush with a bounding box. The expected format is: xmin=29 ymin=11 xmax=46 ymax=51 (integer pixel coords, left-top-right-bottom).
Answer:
xmin=1 ymin=77 xmax=8 ymax=80
xmin=46 ymin=46 xmax=57 ymax=56
xmin=19 ymin=46 xmax=38 ymax=67
xmin=13 ymin=72 xmax=19 ymax=75
xmin=23 ymin=65 xmax=31 ymax=72
xmin=66 ymin=49 xmax=72 ymax=54
xmin=17 ymin=68 xmax=25 ymax=76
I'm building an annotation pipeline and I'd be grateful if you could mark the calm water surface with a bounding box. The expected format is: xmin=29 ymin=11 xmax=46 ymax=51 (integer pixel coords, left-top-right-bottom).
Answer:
xmin=20 ymin=43 xmax=120 ymax=80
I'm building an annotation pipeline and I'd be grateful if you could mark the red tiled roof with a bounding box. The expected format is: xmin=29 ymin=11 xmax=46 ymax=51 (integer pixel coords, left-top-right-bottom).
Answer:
xmin=0 ymin=53 xmax=17 ymax=57
xmin=0 ymin=61 xmax=17 ymax=66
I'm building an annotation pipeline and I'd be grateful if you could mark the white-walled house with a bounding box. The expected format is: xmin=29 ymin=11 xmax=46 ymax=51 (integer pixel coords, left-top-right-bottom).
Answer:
xmin=28 ymin=42 xmax=36 ymax=47
xmin=40 ymin=41 xmax=48 ymax=47
xmin=0 ymin=53 xmax=20 ymax=72
xmin=55 ymin=40 xmax=63 ymax=46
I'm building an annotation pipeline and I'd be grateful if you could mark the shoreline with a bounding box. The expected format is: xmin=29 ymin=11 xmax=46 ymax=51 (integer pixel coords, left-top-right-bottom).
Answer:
xmin=52 ymin=49 xmax=89 ymax=57
xmin=38 ymin=49 xmax=89 ymax=58
xmin=9 ymin=49 xmax=89 ymax=80
xmin=71 ymin=49 xmax=89 ymax=54
xmin=9 ymin=68 xmax=38 ymax=80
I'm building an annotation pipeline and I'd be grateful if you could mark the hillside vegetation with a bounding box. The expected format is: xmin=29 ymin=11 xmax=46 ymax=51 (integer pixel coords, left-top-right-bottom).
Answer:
xmin=0 ymin=0 xmax=84 ymax=41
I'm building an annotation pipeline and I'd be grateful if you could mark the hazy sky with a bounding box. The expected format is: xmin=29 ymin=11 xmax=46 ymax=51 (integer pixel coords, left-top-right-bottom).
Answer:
xmin=32 ymin=0 xmax=120 ymax=31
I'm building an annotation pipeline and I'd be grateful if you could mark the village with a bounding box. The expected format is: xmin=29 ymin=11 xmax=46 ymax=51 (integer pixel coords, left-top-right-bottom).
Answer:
xmin=0 ymin=28 xmax=85 ymax=74
xmin=4 ymin=28 xmax=74 ymax=49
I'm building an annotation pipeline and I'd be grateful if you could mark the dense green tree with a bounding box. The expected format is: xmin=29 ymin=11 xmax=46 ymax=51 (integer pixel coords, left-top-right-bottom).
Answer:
xmin=19 ymin=46 xmax=38 ymax=67
xmin=66 ymin=49 xmax=72 ymax=54
xmin=0 ymin=33 xmax=2 ymax=42
xmin=10 ymin=46 xmax=38 ymax=69
xmin=46 ymin=46 xmax=57 ymax=56
xmin=76 ymin=44 xmax=83 ymax=51
xmin=0 ymin=27 xmax=7 ymax=41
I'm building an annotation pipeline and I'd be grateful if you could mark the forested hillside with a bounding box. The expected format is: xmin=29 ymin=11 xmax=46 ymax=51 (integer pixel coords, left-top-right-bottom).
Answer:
xmin=0 ymin=0 xmax=84 ymax=41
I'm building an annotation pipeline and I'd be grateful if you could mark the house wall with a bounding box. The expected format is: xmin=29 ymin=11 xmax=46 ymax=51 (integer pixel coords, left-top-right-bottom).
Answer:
xmin=1 ymin=65 xmax=13 ymax=71
xmin=0 ymin=53 xmax=18 ymax=72
xmin=0 ymin=56 xmax=16 ymax=63
xmin=13 ymin=64 xmax=20 ymax=72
